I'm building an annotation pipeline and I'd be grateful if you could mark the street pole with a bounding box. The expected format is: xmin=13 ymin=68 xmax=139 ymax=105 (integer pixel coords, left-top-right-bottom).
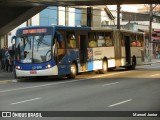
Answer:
xmin=149 ymin=4 xmax=153 ymax=62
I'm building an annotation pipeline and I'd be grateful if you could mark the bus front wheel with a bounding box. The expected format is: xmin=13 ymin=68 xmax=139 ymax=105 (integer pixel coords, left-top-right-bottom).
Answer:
xmin=67 ymin=63 xmax=77 ymax=79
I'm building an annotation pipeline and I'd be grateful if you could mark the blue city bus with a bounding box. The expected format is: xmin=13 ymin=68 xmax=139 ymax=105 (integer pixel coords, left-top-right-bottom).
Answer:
xmin=12 ymin=25 xmax=144 ymax=79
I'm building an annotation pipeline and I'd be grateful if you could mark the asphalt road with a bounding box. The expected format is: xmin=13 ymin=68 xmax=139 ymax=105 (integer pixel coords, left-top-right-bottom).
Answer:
xmin=0 ymin=64 xmax=160 ymax=120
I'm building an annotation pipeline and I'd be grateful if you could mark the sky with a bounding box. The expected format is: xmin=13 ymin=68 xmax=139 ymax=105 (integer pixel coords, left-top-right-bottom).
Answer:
xmin=107 ymin=4 xmax=153 ymax=13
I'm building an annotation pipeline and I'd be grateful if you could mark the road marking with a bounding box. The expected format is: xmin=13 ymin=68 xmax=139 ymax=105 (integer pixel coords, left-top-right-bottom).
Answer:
xmin=108 ymin=99 xmax=132 ymax=108
xmin=0 ymin=71 xmax=131 ymax=93
xmin=150 ymin=74 xmax=160 ymax=77
xmin=12 ymin=79 xmax=18 ymax=82
xmin=102 ymin=82 xmax=119 ymax=86
xmin=0 ymin=81 xmax=76 ymax=93
xmin=146 ymin=66 xmax=160 ymax=69
xmin=11 ymin=97 xmax=41 ymax=105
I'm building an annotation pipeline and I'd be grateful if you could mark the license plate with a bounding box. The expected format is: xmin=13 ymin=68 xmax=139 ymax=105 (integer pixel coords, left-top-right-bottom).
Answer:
xmin=30 ymin=70 xmax=37 ymax=74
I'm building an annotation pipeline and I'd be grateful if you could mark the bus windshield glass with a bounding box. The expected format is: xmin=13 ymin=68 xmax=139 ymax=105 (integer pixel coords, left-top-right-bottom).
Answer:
xmin=15 ymin=35 xmax=52 ymax=63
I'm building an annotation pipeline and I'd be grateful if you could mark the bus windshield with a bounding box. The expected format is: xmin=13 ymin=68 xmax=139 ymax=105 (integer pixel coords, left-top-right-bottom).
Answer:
xmin=16 ymin=35 xmax=52 ymax=63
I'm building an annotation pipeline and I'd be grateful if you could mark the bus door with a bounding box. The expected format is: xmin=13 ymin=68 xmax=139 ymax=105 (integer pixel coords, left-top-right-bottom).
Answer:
xmin=124 ymin=36 xmax=131 ymax=65
xmin=78 ymin=34 xmax=88 ymax=72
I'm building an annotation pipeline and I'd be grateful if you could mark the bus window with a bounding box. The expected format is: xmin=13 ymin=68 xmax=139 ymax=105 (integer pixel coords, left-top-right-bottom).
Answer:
xmin=56 ymin=31 xmax=65 ymax=49
xmin=131 ymin=34 xmax=143 ymax=47
xmin=105 ymin=36 xmax=112 ymax=46
xmin=16 ymin=37 xmax=32 ymax=61
xmin=130 ymin=35 xmax=137 ymax=47
xmin=33 ymin=35 xmax=52 ymax=63
xmin=57 ymin=31 xmax=65 ymax=62
xmin=104 ymin=32 xmax=113 ymax=47
xmin=88 ymin=32 xmax=97 ymax=48
xmin=67 ymin=32 xmax=76 ymax=48
xmin=137 ymin=35 xmax=144 ymax=47
xmin=97 ymin=32 xmax=105 ymax=47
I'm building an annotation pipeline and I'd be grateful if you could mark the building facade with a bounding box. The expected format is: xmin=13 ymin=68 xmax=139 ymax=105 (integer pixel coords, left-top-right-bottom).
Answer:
xmin=6 ymin=6 xmax=109 ymax=49
xmin=3 ymin=5 xmax=160 ymax=61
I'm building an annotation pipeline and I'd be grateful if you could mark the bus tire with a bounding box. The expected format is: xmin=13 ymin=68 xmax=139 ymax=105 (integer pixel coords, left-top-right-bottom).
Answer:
xmin=67 ymin=63 xmax=77 ymax=79
xmin=131 ymin=55 xmax=136 ymax=70
xmin=99 ymin=60 xmax=108 ymax=74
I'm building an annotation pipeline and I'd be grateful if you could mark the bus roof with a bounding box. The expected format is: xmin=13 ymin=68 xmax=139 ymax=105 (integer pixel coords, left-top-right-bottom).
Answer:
xmin=120 ymin=29 xmax=143 ymax=34
xmin=16 ymin=25 xmax=143 ymax=35
xmin=54 ymin=26 xmax=113 ymax=32
xmin=17 ymin=25 xmax=114 ymax=32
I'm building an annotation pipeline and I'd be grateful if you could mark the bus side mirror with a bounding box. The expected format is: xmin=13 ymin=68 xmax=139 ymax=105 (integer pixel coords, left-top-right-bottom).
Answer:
xmin=11 ymin=36 xmax=16 ymax=44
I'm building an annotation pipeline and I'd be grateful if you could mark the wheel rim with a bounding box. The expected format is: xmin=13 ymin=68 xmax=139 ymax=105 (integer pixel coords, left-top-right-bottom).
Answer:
xmin=103 ymin=62 xmax=107 ymax=72
xmin=71 ymin=64 xmax=76 ymax=75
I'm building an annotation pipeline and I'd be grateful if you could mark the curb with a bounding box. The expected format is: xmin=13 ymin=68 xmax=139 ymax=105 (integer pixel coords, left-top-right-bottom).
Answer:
xmin=0 ymin=80 xmax=13 ymax=84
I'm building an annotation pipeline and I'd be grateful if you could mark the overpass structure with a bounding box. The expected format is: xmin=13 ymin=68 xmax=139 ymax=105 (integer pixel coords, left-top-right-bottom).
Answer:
xmin=0 ymin=0 xmax=160 ymax=6
xmin=0 ymin=0 xmax=160 ymax=47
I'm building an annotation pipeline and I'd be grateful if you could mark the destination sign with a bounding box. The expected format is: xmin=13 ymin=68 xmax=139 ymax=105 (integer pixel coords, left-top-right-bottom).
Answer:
xmin=23 ymin=28 xmax=47 ymax=34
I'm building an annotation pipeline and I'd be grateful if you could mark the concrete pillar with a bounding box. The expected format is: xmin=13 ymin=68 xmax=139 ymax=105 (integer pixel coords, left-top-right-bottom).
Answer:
xmin=87 ymin=7 xmax=93 ymax=27
xmin=117 ymin=4 xmax=121 ymax=29
xmin=148 ymin=4 xmax=153 ymax=62
xmin=58 ymin=7 xmax=65 ymax=26
xmin=65 ymin=7 xmax=69 ymax=26
xmin=27 ymin=18 xmax=32 ymax=26
xmin=0 ymin=34 xmax=7 ymax=49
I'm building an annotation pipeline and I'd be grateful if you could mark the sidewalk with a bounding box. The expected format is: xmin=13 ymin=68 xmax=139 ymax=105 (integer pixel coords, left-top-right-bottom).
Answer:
xmin=143 ymin=58 xmax=160 ymax=65
xmin=0 ymin=70 xmax=14 ymax=84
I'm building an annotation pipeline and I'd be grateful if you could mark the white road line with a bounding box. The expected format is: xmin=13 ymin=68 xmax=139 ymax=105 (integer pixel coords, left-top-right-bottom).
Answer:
xmin=0 ymin=71 xmax=131 ymax=93
xmin=102 ymin=82 xmax=119 ymax=86
xmin=150 ymin=74 xmax=160 ymax=77
xmin=147 ymin=66 xmax=160 ymax=69
xmin=0 ymin=80 xmax=77 ymax=93
xmin=11 ymin=97 xmax=41 ymax=105
xmin=108 ymin=99 xmax=132 ymax=108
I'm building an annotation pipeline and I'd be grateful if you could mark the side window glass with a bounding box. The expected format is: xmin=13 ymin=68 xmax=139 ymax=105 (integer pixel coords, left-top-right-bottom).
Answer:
xmin=131 ymin=35 xmax=143 ymax=47
xmin=131 ymin=35 xmax=137 ymax=47
xmin=57 ymin=31 xmax=65 ymax=62
xmin=97 ymin=32 xmax=105 ymax=47
xmin=121 ymin=34 xmax=125 ymax=46
xmin=104 ymin=32 xmax=113 ymax=47
xmin=88 ymin=32 xmax=97 ymax=48
xmin=67 ymin=32 xmax=76 ymax=48
xmin=137 ymin=35 xmax=144 ymax=47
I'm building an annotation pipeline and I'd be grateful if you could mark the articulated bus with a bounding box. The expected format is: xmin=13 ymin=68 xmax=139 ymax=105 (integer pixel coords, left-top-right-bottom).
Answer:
xmin=12 ymin=25 xmax=144 ymax=79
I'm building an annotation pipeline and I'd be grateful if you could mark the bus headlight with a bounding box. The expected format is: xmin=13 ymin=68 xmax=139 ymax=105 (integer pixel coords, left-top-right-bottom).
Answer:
xmin=46 ymin=64 xmax=51 ymax=69
xmin=16 ymin=66 xmax=21 ymax=69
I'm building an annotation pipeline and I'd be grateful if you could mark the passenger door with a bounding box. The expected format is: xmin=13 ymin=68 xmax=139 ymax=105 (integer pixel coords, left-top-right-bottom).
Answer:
xmin=124 ymin=36 xmax=131 ymax=65
xmin=77 ymin=34 xmax=88 ymax=72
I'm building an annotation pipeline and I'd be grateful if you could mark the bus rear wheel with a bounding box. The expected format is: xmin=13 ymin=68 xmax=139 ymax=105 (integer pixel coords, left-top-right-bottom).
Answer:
xmin=131 ymin=55 xmax=136 ymax=70
xmin=67 ymin=63 xmax=77 ymax=79
xmin=99 ymin=60 xmax=108 ymax=74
